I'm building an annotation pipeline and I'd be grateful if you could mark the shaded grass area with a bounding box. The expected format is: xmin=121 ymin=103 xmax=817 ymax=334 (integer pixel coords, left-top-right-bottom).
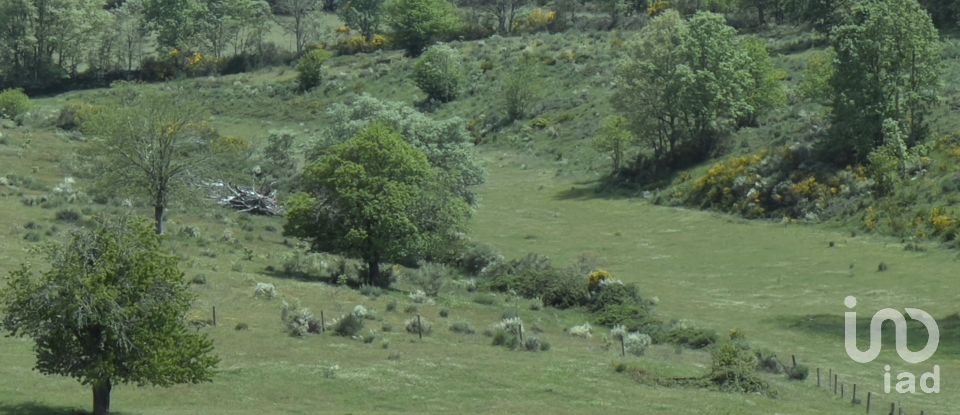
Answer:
xmin=779 ymin=313 xmax=960 ymax=356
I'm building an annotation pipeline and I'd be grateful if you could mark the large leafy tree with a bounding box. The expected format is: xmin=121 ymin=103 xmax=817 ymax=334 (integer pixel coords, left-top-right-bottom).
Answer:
xmin=0 ymin=218 xmax=219 ymax=415
xmin=285 ymin=124 xmax=469 ymax=286
xmin=316 ymin=94 xmax=485 ymax=206
xmin=384 ymin=0 xmax=460 ymax=56
xmin=613 ymin=11 xmax=769 ymax=166
xmin=824 ymin=0 xmax=942 ymax=165
xmin=81 ymin=89 xmax=219 ymax=235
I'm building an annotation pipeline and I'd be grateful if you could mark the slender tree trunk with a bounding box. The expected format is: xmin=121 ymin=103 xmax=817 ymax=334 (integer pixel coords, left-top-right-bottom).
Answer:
xmin=367 ymin=259 xmax=380 ymax=286
xmin=92 ymin=381 xmax=111 ymax=415
xmin=154 ymin=205 xmax=166 ymax=235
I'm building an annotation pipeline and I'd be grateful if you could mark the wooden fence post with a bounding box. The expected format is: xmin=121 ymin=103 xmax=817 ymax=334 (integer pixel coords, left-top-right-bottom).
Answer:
xmin=866 ymin=392 xmax=872 ymax=414
xmin=817 ymin=367 xmax=821 ymax=387
xmin=841 ymin=383 xmax=844 ymax=399
xmin=417 ymin=314 xmax=423 ymax=339
xmin=620 ymin=335 xmax=626 ymax=357
xmin=320 ymin=310 xmax=325 ymax=333
xmin=792 ymin=355 xmax=797 ymax=368
xmin=889 ymin=402 xmax=894 ymax=415
xmin=834 ymin=374 xmax=838 ymax=395
xmin=212 ymin=306 xmax=217 ymax=326
xmin=518 ymin=323 xmax=523 ymax=343
xmin=852 ymin=384 xmax=857 ymax=404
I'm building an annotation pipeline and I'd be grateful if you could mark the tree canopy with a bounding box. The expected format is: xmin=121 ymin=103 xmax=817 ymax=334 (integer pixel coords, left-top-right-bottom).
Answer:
xmin=285 ymin=124 xmax=469 ymax=286
xmin=824 ymin=0 xmax=942 ymax=165
xmin=0 ymin=217 xmax=218 ymax=415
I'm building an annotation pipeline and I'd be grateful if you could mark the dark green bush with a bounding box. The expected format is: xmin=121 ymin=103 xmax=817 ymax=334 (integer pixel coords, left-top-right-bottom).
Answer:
xmin=708 ymin=341 xmax=770 ymax=395
xmin=54 ymin=209 xmax=81 ymax=222
xmin=334 ymin=313 xmax=364 ymax=337
xmin=0 ymin=89 xmax=30 ymax=119
xmin=297 ymin=49 xmax=333 ymax=91
xmin=455 ymin=241 xmax=502 ymax=275
xmin=785 ymin=364 xmax=809 ymax=380
xmin=589 ymin=282 xmax=642 ymax=312
xmin=660 ymin=326 xmax=719 ymax=349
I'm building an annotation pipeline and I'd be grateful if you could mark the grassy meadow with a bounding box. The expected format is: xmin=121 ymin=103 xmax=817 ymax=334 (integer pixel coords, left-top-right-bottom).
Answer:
xmin=1 ymin=9 xmax=959 ymax=415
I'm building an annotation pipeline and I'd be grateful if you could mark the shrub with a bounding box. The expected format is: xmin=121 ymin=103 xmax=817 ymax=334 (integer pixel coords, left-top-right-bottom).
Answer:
xmin=359 ymin=284 xmax=383 ymax=298
xmin=403 ymin=304 xmax=419 ymax=313
xmin=179 ymin=225 xmax=202 ymax=239
xmin=405 ymin=316 xmax=432 ymax=335
xmin=353 ymin=305 xmax=369 ymax=319
xmin=191 ymin=274 xmax=208 ymax=285
xmin=281 ymin=301 xmax=315 ymax=337
xmin=589 ymin=281 xmax=642 ymax=312
xmin=524 ymin=337 xmax=544 ymax=352
xmin=333 ymin=34 xmax=389 ymax=55
xmin=0 ymin=89 xmax=30 ymax=119
xmin=235 ymin=322 xmax=249 ymax=331
xmin=587 ymin=270 xmax=612 ymax=292
xmin=755 ymin=350 xmax=783 ymax=374
xmin=623 ymin=332 xmax=653 ymax=356
xmin=409 ymin=262 xmax=448 ymax=297
xmin=297 ymin=49 xmax=333 ymax=91
xmin=56 ymin=102 xmax=100 ymax=130
xmin=707 ymin=339 xmax=770 ymax=394
xmin=334 ymin=313 xmax=365 ymax=337
xmin=456 ymin=241 xmax=503 ymax=275
xmin=449 ymin=321 xmax=475 ymax=334
xmin=386 ymin=300 xmax=398 ymax=312
xmin=473 ymin=293 xmax=498 ymax=306
xmin=412 ymin=44 xmax=466 ymax=103
xmin=384 ymin=0 xmax=460 ymax=56
xmin=529 ymin=297 xmax=544 ymax=311
xmin=362 ymin=331 xmax=377 ymax=343
xmin=786 ymin=364 xmax=810 ymax=380
xmin=254 ymin=282 xmax=278 ymax=299
xmin=408 ymin=289 xmax=433 ymax=304
xmin=661 ymin=326 xmax=718 ymax=349
xmin=503 ymin=59 xmax=537 ymax=121
xmin=439 ymin=308 xmax=449 ymax=318
xmin=569 ymin=323 xmax=593 ymax=338
xmin=54 ymin=209 xmax=81 ymax=222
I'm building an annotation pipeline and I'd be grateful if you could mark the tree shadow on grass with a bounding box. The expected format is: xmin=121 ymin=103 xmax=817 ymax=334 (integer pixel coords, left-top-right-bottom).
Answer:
xmin=0 ymin=402 xmax=84 ymax=415
xmin=552 ymin=178 xmax=646 ymax=201
xmin=775 ymin=312 xmax=960 ymax=356
xmin=0 ymin=402 xmax=139 ymax=415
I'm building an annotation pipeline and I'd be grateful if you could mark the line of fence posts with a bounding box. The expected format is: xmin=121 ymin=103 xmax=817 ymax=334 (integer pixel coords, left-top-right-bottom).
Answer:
xmin=806 ymin=363 xmax=926 ymax=415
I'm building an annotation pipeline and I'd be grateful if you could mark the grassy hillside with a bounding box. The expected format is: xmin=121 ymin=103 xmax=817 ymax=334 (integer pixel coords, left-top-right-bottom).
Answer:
xmin=2 ymin=15 xmax=959 ymax=415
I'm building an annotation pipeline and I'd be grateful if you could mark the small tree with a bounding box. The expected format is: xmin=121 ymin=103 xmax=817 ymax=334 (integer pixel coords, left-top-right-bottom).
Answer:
xmin=338 ymin=0 xmax=385 ymax=41
xmin=412 ymin=44 xmax=466 ymax=103
xmin=503 ymin=57 xmax=538 ymax=122
xmin=384 ymin=0 xmax=460 ymax=56
xmin=276 ymin=0 xmax=322 ymax=54
xmin=285 ymin=124 xmax=468 ymax=286
xmin=0 ymin=218 xmax=219 ymax=415
xmin=82 ymin=89 xmax=217 ymax=235
xmin=297 ymin=48 xmax=332 ymax=90
xmin=593 ymin=115 xmax=634 ymax=173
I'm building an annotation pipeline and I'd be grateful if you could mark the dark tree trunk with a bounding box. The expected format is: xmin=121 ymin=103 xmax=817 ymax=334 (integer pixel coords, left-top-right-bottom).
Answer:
xmin=154 ymin=205 xmax=166 ymax=235
xmin=367 ymin=259 xmax=381 ymax=287
xmin=93 ymin=381 xmax=111 ymax=415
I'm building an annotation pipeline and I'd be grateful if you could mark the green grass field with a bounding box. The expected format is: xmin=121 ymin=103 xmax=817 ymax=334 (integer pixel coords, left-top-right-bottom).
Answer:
xmin=1 ymin=16 xmax=959 ymax=415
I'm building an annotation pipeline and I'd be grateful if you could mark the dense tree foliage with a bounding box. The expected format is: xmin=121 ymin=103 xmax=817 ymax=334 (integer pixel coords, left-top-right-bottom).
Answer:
xmin=338 ymin=0 xmax=385 ymax=40
xmin=412 ymin=44 xmax=467 ymax=103
xmin=824 ymin=0 xmax=942 ymax=165
xmin=613 ymin=10 xmax=779 ymax=167
xmin=0 ymin=218 xmax=218 ymax=415
xmin=285 ymin=124 xmax=469 ymax=286
xmin=316 ymin=94 xmax=485 ymax=205
xmin=385 ymin=0 xmax=460 ymax=56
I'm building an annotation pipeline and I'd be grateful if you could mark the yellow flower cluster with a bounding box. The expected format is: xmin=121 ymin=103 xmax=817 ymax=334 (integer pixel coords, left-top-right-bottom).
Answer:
xmin=336 ymin=25 xmax=351 ymax=34
xmin=188 ymin=52 xmax=205 ymax=67
xmin=647 ymin=0 xmax=671 ymax=17
xmin=527 ymin=8 xmax=557 ymax=30
xmin=929 ymin=207 xmax=954 ymax=234
xmin=587 ymin=270 xmax=612 ymax=292
xmin=863 ymin=206 xmax=878 ymax=231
